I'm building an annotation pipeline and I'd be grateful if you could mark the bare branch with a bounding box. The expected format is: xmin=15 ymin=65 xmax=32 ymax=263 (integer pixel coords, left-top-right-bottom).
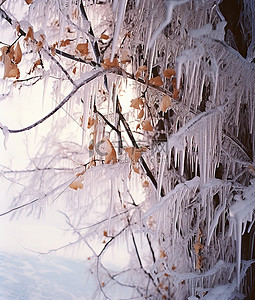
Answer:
xmin=0 ymin=68 xmax=116 ymax=133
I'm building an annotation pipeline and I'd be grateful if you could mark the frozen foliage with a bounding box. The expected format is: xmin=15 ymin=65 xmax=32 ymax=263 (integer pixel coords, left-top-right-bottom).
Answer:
xmin=0 ymin=0 xmax=255 ymax=299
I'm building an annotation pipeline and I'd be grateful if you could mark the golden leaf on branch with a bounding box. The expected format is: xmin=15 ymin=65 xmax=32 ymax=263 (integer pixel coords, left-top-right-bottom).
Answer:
xmin=173 ymin=88 xmax=179 ymax=99
xmin=160 ymin=250 xmax=166 ymax=258
xmin=29 ymin=59 xmax=41 ymax=74
xmin=142 ymin=120 xmax=153 ymax=131
xmin=50 ymin=43 xmax=57 ymax=56
xmin=130 ymin=97 xmax=143 ymax=109
xmin=137 ymin=108 xmax=144 ymax=119
xmin=76 ymin=43 xmax=89 ymax=56
xmin=69 ymin=179 xmax=83 ymax=190
xmin=24 ymin=27 xmax=34 ymax=42
xmin=14 ymin=42 xmax=22 ymax=64
xmin=194 ymin=242 xmax=204 ymax=254
xmin=159 ymin=95 xmax=172 ymax=112
xmin=149 ymin=76 xmax=163 ymax=86
xmin=102 ymin=57 xmax=119 ymax=69
xmin=60 ymin=39 xmax=70 ymax=47
xmin=87 ymin=117 xmax=95 ymax=129
xmin=100 ymin=34 xmax=109 ymax=40
xmin=3 ymin=54 xmax=20 ymax=79
xmin=196 ymin=255 xmax=203 ymax=270
xmin=143 ymin=180 xmax=149 ymax=187
xmin=138 ymin=65 xmax=147 ymax=72
xmin=125 ymin=147 xmax=145 ymax=163
xmin=163 ymin=68 xmax=176 ymax=78
xmin=135 ymin=65 xmax=147 ymax=79
xmin=102 ymin=138 xmax=117 ymax=164
xmin=36 ymin=41 xmax=43 ymax=52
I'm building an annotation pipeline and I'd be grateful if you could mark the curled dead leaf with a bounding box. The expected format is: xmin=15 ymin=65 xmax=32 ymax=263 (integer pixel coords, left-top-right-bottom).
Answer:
xmin=137 ymin=108 xmax=144 ymax=119
xmin=14 ymin=42 xmax=22 ymax=64
xmin=159 ymin=95 xmax=172 ymax=112
xmin=102 ymin=57 xmax=119 ymax=69
xmin=24 ymin=27 xmax=34 ymax=42
xmin=160 ymin=250 xmax=166 ymax=258
xmin=51 ymin=43 xmax=57 ymax=56
xmin=135 ymin=65 xmax=147 ymax=79
xmin=172 ymin=88 xmax=179 ymax=99
xmin=25 ymin=0 xmax=33 ymax=4
xmin=163 ymin=68 xmax=176 ymax=78
xmin=143 ymin=180 xmax=149 ymax=187
xmin=142 ymin=120 xmax=153 ymax=132
xmin=87 ymin=117 xmax=95 ymax=129
xmin=149 ymin=76 xmax=163 ymax=87
xmin=76 ymin=43 xmax=89 ymax=56
xmin=101 ymin=138 xmax=117 ymax=164
xmin=100 ymin=34 xmax=109 ymax=40
xmin=60 ymin=39 xmax=70 ymax=47
xmin=29 ymin=59 xmax=41 ymax=74
xmin=130 ymin=97 xmax=143 ymax=109
xmin=3 ymin=54 xmax=20 ymax=79
xmin=69 ymin=179 xmax=83 ymax=190
xmin=125 ymin=147 xmax=146 ymax=163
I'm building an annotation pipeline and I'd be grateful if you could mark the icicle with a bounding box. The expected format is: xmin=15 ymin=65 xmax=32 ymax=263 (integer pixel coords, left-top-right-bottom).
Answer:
xmin=149 ymin=0 xmax=189 ymax=48
xmin=0 ymin=124 xmax=9 ymax=150
xmin=110 ymin=0 xmax=128 ymax=62
xmin=157 ymin=153 xmax=166 ymax=201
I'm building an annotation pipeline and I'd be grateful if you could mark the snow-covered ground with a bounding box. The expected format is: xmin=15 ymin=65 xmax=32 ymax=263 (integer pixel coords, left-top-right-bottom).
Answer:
xmin=0 ymin=251 xmax=96 ymax=300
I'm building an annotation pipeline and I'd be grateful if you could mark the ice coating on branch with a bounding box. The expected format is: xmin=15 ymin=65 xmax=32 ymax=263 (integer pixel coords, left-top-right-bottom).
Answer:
xmin=229 ymin=178 xmax=255 ymax=287
xmin=0 ymin=123 xmax=9 ymax=150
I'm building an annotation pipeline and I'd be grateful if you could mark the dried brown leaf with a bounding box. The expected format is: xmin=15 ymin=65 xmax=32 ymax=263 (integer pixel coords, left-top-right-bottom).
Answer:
xmin=130 ymin=97 xmax=143 ymax=109
xmin=102 ymin=57 xmax=119 ymax=69
xmin=159 ymin=95 xmax=172 ymax=112
xmin=69 ymin=179 xmax=83 ymax=190
xmin=172 ymin=88 xmax=179 ymax=99
xmin=143 ymin=180 xmax=149 ymax=187
xmin=137 ymin=108 xmax=144 ymax=119
xmin=125 ymin=147 xmax=144 ymax=163
xmin=142 ymin=120 xmax=153 ymax=132
xmin=163 ymin=68 xmax=176 ymax=78
xmin=24 ymin=27 xmax=34 ymax=42
xmin=102 ymin=138 xmax=117 ymax=164
xmin=87 ymin=117 xmax=95 ymax=129
xmin=100 ymin=34 xmax=109 ymax=40
xmin=194 ymin=242 xmax=204 ymax=254
xmin=3 ymin=54 xmax=20 ymax=79
xmin=149 ymin=76 xmax=163 ymax=86
xmin=25 ymin=0 xmax=33 ymax=4
xmin=14 ymin=42 xmax=22 ymax=64
xmin=76 ymin=43 xmax=89 ymax=56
